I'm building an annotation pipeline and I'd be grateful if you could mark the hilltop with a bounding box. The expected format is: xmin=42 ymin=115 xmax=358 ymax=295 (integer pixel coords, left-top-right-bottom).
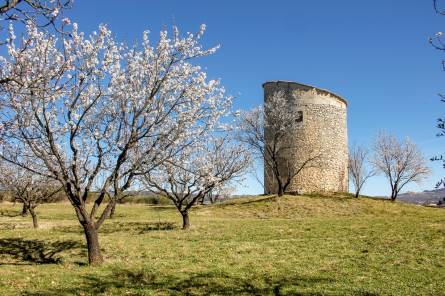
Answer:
xmin=204 ymin=193 xmax=439 ymax=218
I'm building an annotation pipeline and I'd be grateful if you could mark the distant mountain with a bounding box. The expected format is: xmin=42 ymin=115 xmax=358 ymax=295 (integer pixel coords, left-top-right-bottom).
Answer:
xmin=396 ymin=188 xmax=445 ymax=205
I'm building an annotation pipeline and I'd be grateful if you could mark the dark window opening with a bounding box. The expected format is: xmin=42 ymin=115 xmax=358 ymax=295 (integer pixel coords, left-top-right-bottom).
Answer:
xmin=295 ymin=111 xmax=303 ymax=123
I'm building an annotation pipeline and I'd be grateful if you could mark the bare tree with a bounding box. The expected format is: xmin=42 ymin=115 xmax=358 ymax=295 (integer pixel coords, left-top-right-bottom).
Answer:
xmin=238 ymin=92 xmax=319 ymax=196
xmin=371 ymin=132 xmax=430 ymax=201
xmin=349 ymin=144 xmax=375 ymax=198
xmin=0 ymin=23 xmax=231 ymax=264
xmin=0 ymin=162 xmax=60 ymax=228
xmin=142 ymin=136 xmax=250 ymax=229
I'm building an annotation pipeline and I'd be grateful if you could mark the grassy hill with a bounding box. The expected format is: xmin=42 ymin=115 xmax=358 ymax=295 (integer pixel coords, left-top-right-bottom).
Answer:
xmin=0 ymin=193 xmax=444 ymax=295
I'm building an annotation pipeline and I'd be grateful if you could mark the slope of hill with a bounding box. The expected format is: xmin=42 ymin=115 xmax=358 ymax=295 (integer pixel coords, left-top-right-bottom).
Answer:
xmin=0 ymin=193 xmax=444 ymax=295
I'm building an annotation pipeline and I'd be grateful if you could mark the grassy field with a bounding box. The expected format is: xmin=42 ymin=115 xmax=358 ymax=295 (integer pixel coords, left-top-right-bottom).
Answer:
xmin=0 ymin=194 xmax=444 ymax=295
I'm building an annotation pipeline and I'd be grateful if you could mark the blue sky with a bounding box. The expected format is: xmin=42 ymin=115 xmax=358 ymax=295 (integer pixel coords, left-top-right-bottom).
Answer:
xmin=67 ymin=0 xmax=445 ymax=196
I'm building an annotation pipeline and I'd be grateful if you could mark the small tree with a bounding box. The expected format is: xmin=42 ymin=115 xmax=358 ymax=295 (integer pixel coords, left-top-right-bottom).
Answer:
xmin=204 ymin=185 xmax=234 ymax=204
xmin=0 ymin=163 xmax=60 ymax=228
xmin=141 ymin=136 xmax=250 ymax=229
xmin=349 ymin=144 xmax=375 ymax=198
xmin=238 ymin=92 xmax=319 ymax=196
xmin=371 ymin=133 xmax=430 ymax=201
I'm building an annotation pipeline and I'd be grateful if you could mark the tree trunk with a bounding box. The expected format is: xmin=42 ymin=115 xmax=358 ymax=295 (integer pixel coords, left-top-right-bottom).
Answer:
xmin=21 ymin=203 xmax=29 ymax=216
xmin=277 ymin=185 xmax=284 ymax=197
xmin=181 ymin=210 xmax=190 ymax=230
xmin=82 ymin=222 xmax=104 ymax=265
xmin=276 ymin=176 xmax=286 ymax=196
xmin=29 ymin=207 xmax=39 ymax=229
xmin=109 ymin=203 xmax=116 ymax=219
xmin=390 ymin=190 xmax=397 ymax=201
xmin=355 ymin=190 xmax=360 ymax=198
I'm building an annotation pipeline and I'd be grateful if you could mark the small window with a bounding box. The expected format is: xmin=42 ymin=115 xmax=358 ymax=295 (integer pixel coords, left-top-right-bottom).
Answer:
xmin=295 ymin=111 xmax=303 ymax=123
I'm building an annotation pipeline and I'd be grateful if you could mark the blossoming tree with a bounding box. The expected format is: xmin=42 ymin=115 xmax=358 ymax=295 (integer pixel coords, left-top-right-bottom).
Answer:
xmin=0 ymin=22 xmax=231 ymax=265
xmin=0 ymin=161 xmax=61 ymax=228
xmin=141 ymin=135 xmax=250 ymax=229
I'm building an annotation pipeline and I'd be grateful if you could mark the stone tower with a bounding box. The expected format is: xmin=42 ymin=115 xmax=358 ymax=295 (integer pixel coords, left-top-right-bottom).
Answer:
xmin=263 ymin=81 xmax=348 ymax=194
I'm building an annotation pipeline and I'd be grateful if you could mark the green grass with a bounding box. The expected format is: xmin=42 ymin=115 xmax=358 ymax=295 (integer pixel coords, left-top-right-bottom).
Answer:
xmin=0 ymin=193 xmax=444 ymax=295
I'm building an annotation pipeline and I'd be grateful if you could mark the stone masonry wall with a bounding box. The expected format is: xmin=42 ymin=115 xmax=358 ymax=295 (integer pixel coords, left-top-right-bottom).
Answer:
xmin=264 ymin=81 xmax=348 ymax=194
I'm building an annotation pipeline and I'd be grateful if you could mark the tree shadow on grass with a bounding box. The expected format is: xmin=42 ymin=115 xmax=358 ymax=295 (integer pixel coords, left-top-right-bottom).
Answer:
xmin=100 ymin=221 xmax=178 ymax=234
xmin=0 ymin=223 xmax=17 ymax=230
xmin=22 ymin=267 xmax=375 ymax=296
xmin=0 ymin=208 xmax=22 ymax=217
xmin=149 ymin=205 xmax=176 ymax=211
xmin=0 ymin=238 xmax=83 ymax=265
xmin=54 ymin=221 xmax=178 ymax=234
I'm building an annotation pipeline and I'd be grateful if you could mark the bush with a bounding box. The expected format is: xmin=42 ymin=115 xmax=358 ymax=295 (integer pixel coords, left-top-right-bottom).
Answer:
xmin=121 ymin=194 xmax=172 ymax=205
